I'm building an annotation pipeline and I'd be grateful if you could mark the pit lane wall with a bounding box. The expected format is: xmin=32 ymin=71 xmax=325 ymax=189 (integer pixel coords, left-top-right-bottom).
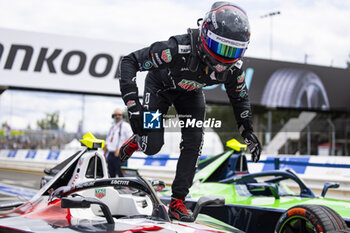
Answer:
xmin=1 ymin=149 xmax=350 ymax=200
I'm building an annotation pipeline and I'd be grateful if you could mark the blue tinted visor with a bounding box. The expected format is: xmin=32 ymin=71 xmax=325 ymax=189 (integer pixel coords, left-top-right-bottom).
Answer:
xmin=204 ymin=30 xmax=248 ymax=60
xmin=205 ymin=37 xmax=246 ymax=59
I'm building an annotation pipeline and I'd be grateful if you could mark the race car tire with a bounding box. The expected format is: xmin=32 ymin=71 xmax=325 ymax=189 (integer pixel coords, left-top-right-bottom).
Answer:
xmin=261 ymin=68 xmax=330 ymax=110
xmin=275 ymin=205 xmax=348 ymax=233
xmin=321 ymin=206 xmax=348 ymax=230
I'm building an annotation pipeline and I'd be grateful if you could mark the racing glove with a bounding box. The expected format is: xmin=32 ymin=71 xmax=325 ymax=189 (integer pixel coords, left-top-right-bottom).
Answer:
xmin=242 ymin=130 xmax=261 ymax=163
xmin=49 ymin=186 xmax=72 ymax=202
xmin=125 ymin=96 xmax=144 ymax=135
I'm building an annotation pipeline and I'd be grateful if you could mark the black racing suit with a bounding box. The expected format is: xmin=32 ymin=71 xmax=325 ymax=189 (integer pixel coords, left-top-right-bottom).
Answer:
xmin=119 ymin=29 xmax=253 ymax=200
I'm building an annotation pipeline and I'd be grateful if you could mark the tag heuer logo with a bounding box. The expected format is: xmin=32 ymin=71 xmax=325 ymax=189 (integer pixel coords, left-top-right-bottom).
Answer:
xmin=95 ymin=188 xmax=106 ymax=199
xmin=237 ymin=71 xmax=246 ymax=83
xmin=178 ymin=79 xmax=206 ymax=91
xmin=161 ymin=49 xmax=172 ymax=63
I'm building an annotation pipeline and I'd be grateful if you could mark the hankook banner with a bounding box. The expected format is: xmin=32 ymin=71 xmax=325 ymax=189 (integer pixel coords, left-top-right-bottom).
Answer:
xmin=203 ymin=57 xmax=350 ymax=112
xmin=0 ymin=28 xmax=145 ymax=96
xmin=1 ymin=28 xmax=349 ymax=112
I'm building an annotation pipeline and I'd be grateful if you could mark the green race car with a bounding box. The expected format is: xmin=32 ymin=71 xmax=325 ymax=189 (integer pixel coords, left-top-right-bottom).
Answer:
xmin=159 ymin=139 xmax=350 ymax=233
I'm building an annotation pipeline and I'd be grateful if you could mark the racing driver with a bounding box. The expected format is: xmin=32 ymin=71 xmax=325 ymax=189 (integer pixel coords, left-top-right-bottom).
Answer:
xmin=118 ymin=1 xmax=262 ymax=222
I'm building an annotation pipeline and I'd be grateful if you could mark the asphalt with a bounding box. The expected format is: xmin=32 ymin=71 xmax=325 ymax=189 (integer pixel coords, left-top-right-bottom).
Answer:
xmin=0 ymin=169 xmax=41 ymax=199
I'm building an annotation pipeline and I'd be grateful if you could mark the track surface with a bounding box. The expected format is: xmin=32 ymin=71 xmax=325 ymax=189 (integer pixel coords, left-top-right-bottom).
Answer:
xmin=0 ymin=169 xmax=41 ymax=200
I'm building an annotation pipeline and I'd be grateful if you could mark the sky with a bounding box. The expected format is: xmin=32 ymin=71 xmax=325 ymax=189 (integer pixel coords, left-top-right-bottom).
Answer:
xmin=0 ymin=0 xmax=350 ymax=133
xmin=0 ymin=90 xmax=124 ymax=133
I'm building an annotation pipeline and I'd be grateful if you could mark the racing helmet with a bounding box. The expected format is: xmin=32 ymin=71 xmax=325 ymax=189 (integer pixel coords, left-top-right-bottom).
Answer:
xmin=198 ymin=2 xmax=250 ymax=73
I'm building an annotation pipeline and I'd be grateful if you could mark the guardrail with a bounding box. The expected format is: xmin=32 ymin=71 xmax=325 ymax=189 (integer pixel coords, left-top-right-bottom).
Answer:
xmin=1 ymin=149 xmax=350 ymax=200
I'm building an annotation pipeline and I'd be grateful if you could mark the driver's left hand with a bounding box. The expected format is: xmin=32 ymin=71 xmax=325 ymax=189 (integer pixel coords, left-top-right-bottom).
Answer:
xmin=49 ymin=186 xmax=72 ymax=202
xmin=243 ymin=131 xmax=262 ymax=163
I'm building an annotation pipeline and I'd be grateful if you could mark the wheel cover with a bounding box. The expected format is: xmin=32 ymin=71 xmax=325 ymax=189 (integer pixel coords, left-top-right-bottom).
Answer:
xmin=279 ymin=215 xmax=317 ymax=233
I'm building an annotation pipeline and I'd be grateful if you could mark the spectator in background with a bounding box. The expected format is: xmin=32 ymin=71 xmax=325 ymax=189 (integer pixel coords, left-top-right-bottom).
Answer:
xmin=104 ymin=108 xmax=133 ymax=177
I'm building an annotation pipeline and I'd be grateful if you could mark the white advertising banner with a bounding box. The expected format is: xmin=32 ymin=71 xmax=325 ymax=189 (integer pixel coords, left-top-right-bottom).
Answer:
xmin=0 ymin=28 xmax=146 ymax=96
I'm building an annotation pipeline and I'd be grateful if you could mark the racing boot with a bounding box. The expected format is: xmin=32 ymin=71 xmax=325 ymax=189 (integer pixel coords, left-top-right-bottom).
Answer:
xmin=119 ymin=134 xmax=139 ymax=162
xmin=168 ymin=198 xmax=194 ymax=222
